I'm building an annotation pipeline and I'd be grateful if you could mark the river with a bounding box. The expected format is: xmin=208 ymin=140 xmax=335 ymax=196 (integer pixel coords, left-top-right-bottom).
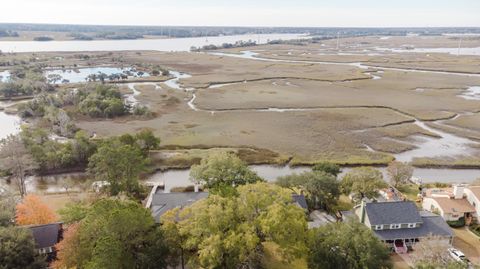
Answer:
xmin=0 ymin=102 xmax=21 ymax=140
xmin=0 ymin=33 xmax=307 ymax=53
xmin=5 ymin=165 xmax=478 ymax=194
xmin=149 ymin=165 xmax=480 ymax=192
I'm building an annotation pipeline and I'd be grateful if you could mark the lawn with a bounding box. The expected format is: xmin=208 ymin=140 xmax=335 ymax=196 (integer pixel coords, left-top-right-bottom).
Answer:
xmin=262 ymin=242 xmax=307 ymax=269
xmin=397 ymin=184 xmax=421 ymax=202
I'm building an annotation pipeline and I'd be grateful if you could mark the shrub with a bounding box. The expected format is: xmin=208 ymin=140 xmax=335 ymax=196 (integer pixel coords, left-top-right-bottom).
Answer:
xmin=469 ymin=224 xmax=480 ymax=237
xmin=447 ymin=217 xmax=465 ymax=228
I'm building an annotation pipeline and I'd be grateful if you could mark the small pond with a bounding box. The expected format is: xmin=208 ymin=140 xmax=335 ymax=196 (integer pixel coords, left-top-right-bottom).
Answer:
xmin=0 ymin=70 xmax=10 ymax=82
xmin=44 ymin=67 xmax=150 ymax=84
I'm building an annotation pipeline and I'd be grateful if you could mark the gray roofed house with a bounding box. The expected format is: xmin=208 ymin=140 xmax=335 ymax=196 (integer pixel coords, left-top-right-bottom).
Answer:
xmin=374 ymin=212 xmax=453 ymax=241
xmin=150 ymin=192 xmax=209 ymax=222
xmin=27 ymin=222 xmax=63 ymax=262
xmin=358 ymin=201 xmax=454 ymax=254
xmin=292 ymin=194 xmax=308 ymax=210
xmin=365 ymin=201 xmax=422 ymax=225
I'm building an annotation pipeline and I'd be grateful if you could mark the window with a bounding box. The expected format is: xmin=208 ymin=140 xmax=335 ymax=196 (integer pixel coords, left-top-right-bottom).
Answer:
xmin=389 ymin=224 xmax=401 ymax=229
xmin=38 ymin=247 xmax=53 ymax=254
xmin=374 ymin=225 xmax=383 ymax=230
xmin=408 ymin=223 xmax=416 ymax=228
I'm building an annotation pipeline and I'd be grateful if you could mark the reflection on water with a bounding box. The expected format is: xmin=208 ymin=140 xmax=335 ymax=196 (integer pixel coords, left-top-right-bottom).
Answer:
xmin=0 ymin=34 xmax=307 ymax=53
xmin=394 ymin=120 xmax=478 ymax=162
xmin=1 ymin=165 xmax=479 ymax=194
xmin=146 ymin=165 xmax=480 ymax=192
xmin=0 ymin=109 xmax=20 ymax=140
xmin=163 ymin=71 xmax=192 ymax=90
xmin=0 ymin=70 xmax=10 ymax=82
xmin=0 ymin=172 xmax=89 ymax=194
xmin=387 ymin=47 xmax=480 ymax=56
xmin=45 ymin=67 xmax=149 ymax=84
xmin=458 ymin=86 xmax=480 ymax=100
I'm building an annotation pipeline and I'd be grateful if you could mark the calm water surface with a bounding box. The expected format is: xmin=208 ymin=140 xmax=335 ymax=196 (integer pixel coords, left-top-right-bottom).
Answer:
xmin=0 ymin=70 xmax=10 ymax=82
xmin=146 ymin=165 xmax=480 ymax=192
xmin=0 ymin=34 xmax=307 ymax=53
xmin=45 ymin=67 xmax=149 ymax=83
xmin=0 ymin=101 xmax=20 ymax=140
xmin=1 ymin=165 xmax=478 ymax=194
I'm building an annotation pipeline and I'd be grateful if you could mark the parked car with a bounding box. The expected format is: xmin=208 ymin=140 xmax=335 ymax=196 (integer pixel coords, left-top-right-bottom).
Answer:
xmin=448 ymin=248 xmax=467 ymax=263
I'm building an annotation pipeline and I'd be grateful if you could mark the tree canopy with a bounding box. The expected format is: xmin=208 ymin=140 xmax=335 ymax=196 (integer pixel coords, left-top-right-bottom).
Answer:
xmin=16 ymin=195 xmax=58 ymax=226
xmin=88 ymin=139 xmax=149 ymax=198
xmin=0 ymin=192 xmax=17 ymax=227
xmin=387 ymin=161 xmax=413 ymax=188
xmin=276 ymin=171 xmax=340 ymax=211
xmin=190 ymin=152 xmax=263 ymax=195
xmin=0 ymin=226 xmax=46 ymax=269
xmin=341 ymin=167 xmax=387 ymax=199
xmin=312 ymin=162 xmax=341 ymax=177
xmin=53 ymin=199 xmax=170 ymax=269
xmin=0 ymin=134 xmax=37 ymax=197
xmin=308 ymin=220 xmax=392 ymax=269
xmin=161 ymin=182 xmax=308 ymax=269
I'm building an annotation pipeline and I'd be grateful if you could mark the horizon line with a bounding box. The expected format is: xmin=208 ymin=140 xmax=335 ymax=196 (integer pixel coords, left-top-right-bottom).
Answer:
xmin=1 ymin=22 xmax=480 ymax=29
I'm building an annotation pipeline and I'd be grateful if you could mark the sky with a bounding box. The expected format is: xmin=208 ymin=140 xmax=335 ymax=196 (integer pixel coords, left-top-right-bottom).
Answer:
xmin=2 ymin=0 xmax=480 ymax=27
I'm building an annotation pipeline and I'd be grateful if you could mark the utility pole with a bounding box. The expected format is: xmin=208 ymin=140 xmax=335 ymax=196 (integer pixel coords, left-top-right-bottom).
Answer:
xmin=457 ymin=37 xmax=462 ymax=56
xmin=336 ymin=31 xmax=340 ymax=50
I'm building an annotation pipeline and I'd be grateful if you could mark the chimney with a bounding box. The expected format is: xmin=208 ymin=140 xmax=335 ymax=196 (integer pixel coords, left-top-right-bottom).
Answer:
xmin=453 ymin=185 xmax=464 ymax=199
xmin=360 ymin=200 xmax=367 ymax=224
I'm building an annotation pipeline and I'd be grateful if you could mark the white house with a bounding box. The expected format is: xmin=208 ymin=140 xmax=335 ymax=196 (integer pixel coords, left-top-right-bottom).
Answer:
xmin=464 ymin=186 xmax=480 ymax=219
xmin=422 ymin=185 xmax=477 ymax=223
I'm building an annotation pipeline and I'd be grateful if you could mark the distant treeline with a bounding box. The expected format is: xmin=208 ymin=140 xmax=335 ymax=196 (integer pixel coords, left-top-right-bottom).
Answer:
xmin=191 ymin=36 xmax=340 ymax=51
xmin=0 ymin=30 xmax=19 ymax=37
xmin=191 ymin=40 xmax=258 ymax=51
xmin=1 ymin=23 xmax=480 ymax=39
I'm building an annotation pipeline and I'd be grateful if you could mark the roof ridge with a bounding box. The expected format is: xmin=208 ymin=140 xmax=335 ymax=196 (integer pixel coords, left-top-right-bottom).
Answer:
xmin=23 ymin=222 xmax=63 ymax=228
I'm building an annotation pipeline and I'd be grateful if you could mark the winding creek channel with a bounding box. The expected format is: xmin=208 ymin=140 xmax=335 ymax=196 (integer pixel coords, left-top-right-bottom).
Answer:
xmin=2 ymin=48 xmax=480 ymax=192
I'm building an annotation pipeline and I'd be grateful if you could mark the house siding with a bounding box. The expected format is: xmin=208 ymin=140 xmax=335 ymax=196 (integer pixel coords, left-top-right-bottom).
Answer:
xmin=370 ymin=222 xmax=421 ymax=230
xmin=422 ymin=198 xmax=446 ymax=219
xmin=465 ymin=188 xmax=480 ymax=218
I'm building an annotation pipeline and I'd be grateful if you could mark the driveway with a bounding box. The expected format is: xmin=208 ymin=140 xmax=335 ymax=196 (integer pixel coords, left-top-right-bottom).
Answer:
xmin=453 ymin=227 xmax=480 ymax=266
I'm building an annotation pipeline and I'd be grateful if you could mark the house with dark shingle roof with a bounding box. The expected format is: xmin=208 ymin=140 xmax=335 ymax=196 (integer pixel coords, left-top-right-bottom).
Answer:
xmin=292 ymin=194 xmax=308 ymax=211
xmin=27 ymin=222 xmax=63 ymax=262
xmin=149 ymin=192 xmax=209 ymax=223
xmin=148 ymin=188 xmax=310 ymax=223
xmin=358 ymin=201 xmax=453 ymax=253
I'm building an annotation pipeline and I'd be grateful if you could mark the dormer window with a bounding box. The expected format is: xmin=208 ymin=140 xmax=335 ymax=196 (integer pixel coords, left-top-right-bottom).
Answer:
xmin=408 ymin=223 xmax=416 ymax=228
xmin=389 ymin=224 xmax=401 ymax=229
xmin=374 ymin=225 xmax=383 ymax=230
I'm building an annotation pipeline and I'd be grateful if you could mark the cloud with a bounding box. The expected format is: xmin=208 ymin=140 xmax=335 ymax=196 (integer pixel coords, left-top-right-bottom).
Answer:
xmin=1 ymin=1 xmax=479 ymax=27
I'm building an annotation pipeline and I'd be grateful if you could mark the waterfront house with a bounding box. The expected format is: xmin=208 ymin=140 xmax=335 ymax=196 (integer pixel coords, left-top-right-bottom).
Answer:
xmin=422 ymin=185 xmax=476 ymax=223
xmin=147 ymin=186 xmax=310 ymax=222
xmin=358 ymin=200 xmax=453 ymax=253
xmin=292 ymin=193 xmax=308 ymax=211
xmin=27 ymin=222 xmax=63 ymax=262
xmin=465 ymin=185 xmax=480 ymax=220
xmin=149 ymin=191 xmax=209 ymax=223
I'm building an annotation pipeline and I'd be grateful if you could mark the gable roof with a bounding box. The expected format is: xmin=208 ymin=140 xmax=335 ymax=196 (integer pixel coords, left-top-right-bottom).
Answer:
xmin=365 ymin=201 xmax=422 ymax=225
xmin=467 ymin=186 xmax=480 ymax=200
xmin=27 ymin=222 xmax=63 ymax=249
xmin=150 ymin=192 xmax=208 ymax=222
xmin=373 ymin=212 xmax=454 ymax=240
xmin=292 ymin=194 xmax=308 ymax=210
